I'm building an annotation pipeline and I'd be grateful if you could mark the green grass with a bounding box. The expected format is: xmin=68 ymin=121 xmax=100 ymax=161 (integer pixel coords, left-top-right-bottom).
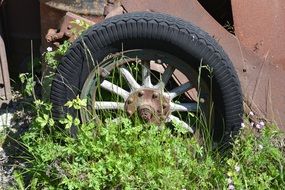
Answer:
xmin=9 ymin=107 xmax=285 ymax=190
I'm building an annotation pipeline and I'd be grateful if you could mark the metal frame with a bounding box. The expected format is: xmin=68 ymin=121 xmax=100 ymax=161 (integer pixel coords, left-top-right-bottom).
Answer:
xmin=0 ymin=34 xmax=11 ymax=105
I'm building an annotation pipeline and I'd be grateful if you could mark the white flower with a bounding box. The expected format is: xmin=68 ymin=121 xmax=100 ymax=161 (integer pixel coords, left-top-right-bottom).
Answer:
xmin=75 ymin=19 xmax=81 ymax=24
xmin=256 ymin=124 xmax=261 ymax=129
xmin=249 ymin=111 xmax=254 ymax=116
xmin=258 ymin=144 xmax=263 ymax=150
xmin=235 ymin=165 xmax=240 ymax=172
xmin=241 ymin=123 xmax=245 ymax=128
xmin=228 ymin=184 xmax=235 ymax=190
xmin=250 ymin=122 xmax=254 ymax=127
xmin=47 ymin=47 xmax=53 ymax=52
xmin=227 ymin=178 xmax=233 ymax=184
xmin=260 ymin=121 xmax=265 ymax=126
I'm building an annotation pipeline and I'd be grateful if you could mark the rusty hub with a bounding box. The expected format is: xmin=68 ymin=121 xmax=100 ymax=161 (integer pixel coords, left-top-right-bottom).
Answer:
xmin=125 ymin=88 xmax=170 ymax=124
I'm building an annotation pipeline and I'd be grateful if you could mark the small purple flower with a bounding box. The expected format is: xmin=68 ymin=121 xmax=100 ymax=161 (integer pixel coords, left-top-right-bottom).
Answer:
xmin=260 ymin=121 xmax=265 ymax=126
xmin=228 ymin=184 xmax=235 ymax=190
xmin=249 ymin=111 xmax=254 ymax=116
xmin=256 ymin=124 xmax=261 ymax=129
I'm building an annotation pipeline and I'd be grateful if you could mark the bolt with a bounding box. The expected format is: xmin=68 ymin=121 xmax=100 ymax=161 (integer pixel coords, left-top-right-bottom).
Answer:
xmin=157 ymin=59 xmax=162 ymax=64
xmin=127 ymin=98 xmax=133 ymax=104
xmin=152 ymin=92 xmax=159 ymax=99
xmin=138 ymin=91 xmax=144 ymax=97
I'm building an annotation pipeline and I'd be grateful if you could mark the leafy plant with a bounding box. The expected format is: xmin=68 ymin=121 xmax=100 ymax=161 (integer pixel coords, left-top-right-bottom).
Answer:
xmin=19 ymin=73 xmax=36 ymax=97
xmin=12 ymin=103 xmax=285 ymax=189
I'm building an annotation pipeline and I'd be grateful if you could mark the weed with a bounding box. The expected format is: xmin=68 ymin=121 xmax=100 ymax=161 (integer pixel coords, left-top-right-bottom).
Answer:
xmin=11 ymin=106 xmax=285 ymax=189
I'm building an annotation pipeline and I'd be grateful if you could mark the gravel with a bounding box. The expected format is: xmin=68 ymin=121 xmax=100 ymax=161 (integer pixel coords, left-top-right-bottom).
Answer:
xmin=0 ymin=111 xmax=15 ymax=189
xmin=0 ymin=146 xmax=13 ymax=189
xmin=0 ymin=91 xmax=28 ymax=189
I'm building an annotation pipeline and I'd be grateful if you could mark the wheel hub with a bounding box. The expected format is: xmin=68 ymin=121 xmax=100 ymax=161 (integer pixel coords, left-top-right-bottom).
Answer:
xmin=125 ymin=88 xmax=170 ymax=124
xmin=138 ymin=105 xmax=154 ymax=122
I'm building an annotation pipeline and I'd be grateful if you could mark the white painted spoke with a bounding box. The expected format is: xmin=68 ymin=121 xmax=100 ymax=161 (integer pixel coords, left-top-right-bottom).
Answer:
xmin=94 ymin=102 xmax=124 ymax=110
xmin=167 ymin=115 xmax=194 ymax=133
xmin=170 ymin=102 xmax=198 ymax=112
xmin=119 ymin=66 xmax=141 ymax=91
xmin=142 ymin=61 xmax=153 ymax=87
xmin=167 ymin=82 xmax=192 ymax=100
xmin=100 ymin=80 xmax=129 ymax=100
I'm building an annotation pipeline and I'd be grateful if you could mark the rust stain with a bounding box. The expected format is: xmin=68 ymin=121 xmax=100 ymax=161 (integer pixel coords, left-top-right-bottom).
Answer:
xmin=232 ymin=0 xmax=285 ymax=70
xmin=41 ymin=0 xmax=107 ymax=15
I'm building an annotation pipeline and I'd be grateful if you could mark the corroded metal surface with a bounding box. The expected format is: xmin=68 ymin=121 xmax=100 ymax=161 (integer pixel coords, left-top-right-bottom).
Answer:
xmin=229 ymin=0 xmax=285 ymax=127
xmin=45 ymin=12 xmax=96 ymax=45
xmin=121 ymin=0 xmax=285 ymax=128
xmin=125 ymin=88 xmax=170 ymax=124
xmin=239 ymin=47 xmax=285 ymax=127
xmin=232 ymin=0 xmax=285 ymax=70
xmin=40 ymin=3 xmax=104 ymax=49
xmin=41 ymin=0 xmax=107 ymax=15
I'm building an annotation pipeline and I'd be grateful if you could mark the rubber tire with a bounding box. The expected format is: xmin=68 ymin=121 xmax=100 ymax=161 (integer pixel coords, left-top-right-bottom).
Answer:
xmin=50 ymin=12 xmax=243 ymax=143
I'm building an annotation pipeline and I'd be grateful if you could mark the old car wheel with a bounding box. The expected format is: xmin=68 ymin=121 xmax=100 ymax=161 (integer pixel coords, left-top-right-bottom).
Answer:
xmin=50 ymin=12 xmax=243 ymax=144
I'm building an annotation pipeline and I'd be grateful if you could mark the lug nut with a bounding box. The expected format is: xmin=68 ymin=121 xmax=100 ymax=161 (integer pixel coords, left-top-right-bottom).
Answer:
xmin=138 ymin=91 xmax=145 ymax=97
xmin=152 ymin=92 xmax=159 ymax=99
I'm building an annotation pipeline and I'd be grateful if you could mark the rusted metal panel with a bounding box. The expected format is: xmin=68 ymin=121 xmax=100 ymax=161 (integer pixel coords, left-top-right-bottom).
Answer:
xmin=40 ymin=3 xmax=104 ymax=49
xmin=121 ymin=0 xmax=285 ymax=128
xmin=0 ymin=35 xmax=12 ymax=105
xmin=240 ymin=48 xmax=285 ymax=127
xmin=232 ymin=0 xmax=285 ymax=70
xmin=231 ymin=0 xmax=285 ymax=127
xmin=45 ymin=12 xmax=96 ymax=45
xmin=41 ymin=0 xmax=107 ymax=16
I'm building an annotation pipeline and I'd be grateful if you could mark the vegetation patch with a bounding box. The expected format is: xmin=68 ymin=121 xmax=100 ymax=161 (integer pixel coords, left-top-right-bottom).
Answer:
xmin=9 ymin=99 xmax=285 ymax=189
